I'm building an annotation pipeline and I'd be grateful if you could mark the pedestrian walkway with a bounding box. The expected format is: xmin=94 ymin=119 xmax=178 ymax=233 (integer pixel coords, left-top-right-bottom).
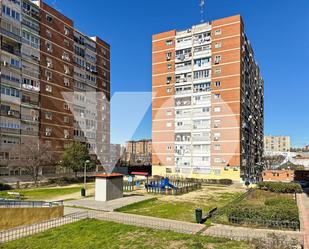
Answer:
xmin=298 ymin=191 xmax=309 ymax=248
xmin=65 ymin=195 xmax=153 ymax=211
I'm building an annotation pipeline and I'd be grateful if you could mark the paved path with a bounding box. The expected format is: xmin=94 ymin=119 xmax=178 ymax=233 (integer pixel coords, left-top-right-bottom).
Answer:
xmin=298 ymin=191 xmax=309 ymax=248
xmin=64 ymin=195 xmax=153 ymax=211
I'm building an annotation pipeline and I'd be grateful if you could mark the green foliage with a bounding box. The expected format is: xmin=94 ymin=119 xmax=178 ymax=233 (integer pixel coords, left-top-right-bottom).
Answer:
xmin=59 ymin=142 xmax=94 ymax=175
xmin=47 ymin=176 xmax=95 ymax=186
xmin=215 ymin=190 xmax=299 ymax=230
xmin=200 ymin=179 xmax=233 ymax=185
xmin=257 ymin=182 xmax=302 ymax=193
xmin=0 ymin=182 xmax=12 ymax=191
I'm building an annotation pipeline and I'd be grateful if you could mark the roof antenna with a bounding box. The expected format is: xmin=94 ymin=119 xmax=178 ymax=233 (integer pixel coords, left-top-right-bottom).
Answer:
xmin=200 ymin=0 xmax=205 ymax=23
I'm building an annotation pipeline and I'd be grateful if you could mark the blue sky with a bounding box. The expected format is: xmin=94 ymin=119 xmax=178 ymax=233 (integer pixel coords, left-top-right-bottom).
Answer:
xmin=46 ymin=0 xmax=309 ymax=147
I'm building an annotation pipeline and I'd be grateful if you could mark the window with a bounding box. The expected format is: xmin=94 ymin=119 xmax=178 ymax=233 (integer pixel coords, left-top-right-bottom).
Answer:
xmin=64 ymin=78 xmax=70 ymax=86
xmin=167 ymin=64 xmax=172 ymax=70
xmin=166 ymin=122 xmax=172 ymax=128
xmin=166 ymin=87 xmax=171 ymax=93
xmin=214 ymin=55 xmax=221 ymax=64
xmin=215 ymin=42 xmax=221 ymax=48
xmin=167 ymin=145 xmax=172 ymax=150
xmin=62 ymin=51 xmax=70 ymax=61
xmin=166 ymin=40 xmax=173 ymax=46
xmin=64 ymin=103 xmax=69 ymax=110
xmin=46 ymin=30 xmax=52 ymax=39
xmin=215 ymin=29 xmax=222 ymax=36
xmin=214 ymin=93 xmax=221 ymax=100
xmin=166 ymin=110 xmax=172 ymax=116
xmin=45 ymin=71 xmax=52 ymax=80
xmin=166 ymin=52 xmax=172 ymax=61
xmin=215 ymin=81 xmax=221 ymax=87
xmin=214 ymin=144 xmax=221 ymax=151
xmin=213 ymin=119 xmax=221 ymax=128
xmin=166 ymin=156 xmax=172 ymax=162
xmin=194 ymin=69 xmax=210 ymax=79
xmin=46 ymin=14 xmax=53 ymax=23
xmin=64 ymin=26 xmax=70 ymax=36
xmin=64 ymin=116 xmax=69 ymax=123
xmin=166 ymin=76 xmax=172 ymax=84
xmin=46 ymin=41 xmax=53 ymax=53
xmin=64 ymin=39 xmax=70 ymax=47
xmin=45 ymin=85 xmax=52 ymax=92
xmin=213 ymin=132 xmax=221 ymax=141
xmin=46 ymin=57 xmax=52 ymax=68
xmin=215 ymin=68 xmax=221 ymax=74
xmin=45 ymin=128 xmax=52 ymax=136
xmin=214 ymin=158 xmax=222 ymax=163
xmin=214 ymin=107 xmax=221 ymax=113
xmin=64 ymin=129 xmax=69 ymax=138
xmin=64 ymin=65 xmax=70 ymax=74
xmin=45 ymin=112 xmax=52 ymax=120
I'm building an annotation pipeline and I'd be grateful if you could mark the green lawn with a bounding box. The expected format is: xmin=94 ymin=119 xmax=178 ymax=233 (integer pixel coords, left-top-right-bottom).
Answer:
xmin=0 ymin=185 xmax=86 ymax=201
xmin=0 ymin=219 xmax=252 ymax=249
xmin=116 ymin=187 xmax=243 ymax=223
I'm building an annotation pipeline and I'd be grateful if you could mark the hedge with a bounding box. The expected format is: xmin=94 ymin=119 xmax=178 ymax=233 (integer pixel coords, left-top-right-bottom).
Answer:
xmin=257 ymin=182 xmax=302 ymax=193
xmin=0 ymin=182 xmax=12 ymax=191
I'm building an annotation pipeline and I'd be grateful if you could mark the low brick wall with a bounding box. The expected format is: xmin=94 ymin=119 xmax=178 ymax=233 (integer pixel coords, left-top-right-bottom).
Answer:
xmin=0 ymin=206 xmax=64 ymax=231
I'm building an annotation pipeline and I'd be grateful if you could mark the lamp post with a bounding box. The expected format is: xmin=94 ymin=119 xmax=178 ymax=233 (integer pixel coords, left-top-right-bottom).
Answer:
xmin=82 ymin=160 xmax=90 ymax=197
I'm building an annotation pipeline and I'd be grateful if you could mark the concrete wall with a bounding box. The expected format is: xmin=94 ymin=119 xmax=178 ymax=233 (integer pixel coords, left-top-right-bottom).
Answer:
xmin=0 ymin=206 xmax=64 ymax=231
xmin=95 ymin=177 xmax=123 ymax=202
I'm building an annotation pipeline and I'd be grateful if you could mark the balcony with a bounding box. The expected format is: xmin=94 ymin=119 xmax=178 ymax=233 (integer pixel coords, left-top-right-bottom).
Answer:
xmin=1 ymin=94 xmax=21 ymax=105
xmin=0 ymin=109 xmax=20 ymax=119
xmin=21 ymin=115 xmax=39 ymax=123
xmin=193 ymin=100 xmax=211 ymax=106
xmin=175 ymin=90 xmax=192 ymax=97
xmin=176 ymin=77 xmax=192 ymax=84
xmin=194 ymin=49 xmax=211 ymax=58
xmin=22 ymin=84 xmax=40 ymax=92
xmin=0 ymin=127 xmax=20 ymax=134
xmin=175 ymin=64 xmax=191 ymax=74
xmin=1 ymin=45 xmax=21 ymax=57
xmin=175 ymin=124 xmax=191 ymax=131
xmin=176 ymin=38 xmax=192 ymax=49
xmin=0 ymin=28 xmax=21 ymax=42
xmin=193 ymin=124 xmax=210 ymax=130
xmin=175 ymin=53 xmax=192 ymax=63
xmin=192 ymin=136 xmax=211 ymax=142
xmin=21 ymin=98 xmax=39 ymax=107
xmin=193 ymin=62 xmax=211 ymax=71
xmin=175 ymin=112 xmax=191 ymax=119
xmin=193 ymin=87 xmax=211 ymax=94
xmin=193 ymin=36 xmax=211 ymax=46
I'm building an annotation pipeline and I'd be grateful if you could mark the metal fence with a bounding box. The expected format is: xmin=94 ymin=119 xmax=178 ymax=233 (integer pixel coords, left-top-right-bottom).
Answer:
xmin=0 ymin=211 xmax=88 ymax=243
xmin=0 ymin=199 xmax=63 ymax=208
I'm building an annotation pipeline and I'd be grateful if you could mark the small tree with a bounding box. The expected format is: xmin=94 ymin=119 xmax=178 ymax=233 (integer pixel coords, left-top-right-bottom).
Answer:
xmin=9 ymin=139 xmax=55 ymax=187
xmin=59 ymin=142 xmax=94 ymax=177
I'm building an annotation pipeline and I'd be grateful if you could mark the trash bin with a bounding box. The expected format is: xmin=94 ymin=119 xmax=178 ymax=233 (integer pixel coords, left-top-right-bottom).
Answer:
xmin=195 ymin=208 xmax=202 ymax=224
xmin=81 ymin=188 xmax=86 ymax=197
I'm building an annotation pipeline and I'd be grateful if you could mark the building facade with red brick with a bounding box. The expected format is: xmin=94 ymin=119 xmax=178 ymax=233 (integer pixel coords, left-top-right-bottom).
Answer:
xmin=0 ymin=0 xmax=110 ymax=175
xmin=152 ymin=15 xmax=264 ymax=182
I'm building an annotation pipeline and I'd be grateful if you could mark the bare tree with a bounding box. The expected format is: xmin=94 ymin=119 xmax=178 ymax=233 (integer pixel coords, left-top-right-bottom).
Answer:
xmin=8 ymin=139 xmax=55 ymax=187
xmin=262 ymin=155 xmax=285 ymax=170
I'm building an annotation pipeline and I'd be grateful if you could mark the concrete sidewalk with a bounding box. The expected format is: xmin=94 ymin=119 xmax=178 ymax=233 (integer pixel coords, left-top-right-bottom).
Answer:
xmin=298 ymin=191 xmax=309 ymax=248
xmin=65 ymin=195 xmax=153 ymax=211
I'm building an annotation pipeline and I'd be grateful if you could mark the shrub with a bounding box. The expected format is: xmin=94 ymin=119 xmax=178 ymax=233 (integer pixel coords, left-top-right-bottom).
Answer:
xmin=257 ymin=182 xmax=302 ymax=193
xmin=0 ymin=182 xmax=12 ymax=191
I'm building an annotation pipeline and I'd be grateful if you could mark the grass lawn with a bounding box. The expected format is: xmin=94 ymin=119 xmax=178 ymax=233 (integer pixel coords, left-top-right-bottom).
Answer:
xmin=0 ymin=183 xmax=94 ymax=201
xmin=0 ymin=219 xmax=252 ymax=249
xmin=214 ymin=189 xmax=299 ymax=230
xmin=116 ymin=185 xmax=243 ymax=223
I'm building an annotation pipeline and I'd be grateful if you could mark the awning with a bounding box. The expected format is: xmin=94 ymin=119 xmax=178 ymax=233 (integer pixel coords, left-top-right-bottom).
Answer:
xmin=130 ymin=172 xmax=149 ymax=176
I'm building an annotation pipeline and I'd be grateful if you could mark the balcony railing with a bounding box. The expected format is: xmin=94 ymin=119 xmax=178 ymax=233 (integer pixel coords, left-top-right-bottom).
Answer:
xmin=0 ymin=110 xmax=20 ymax=119
xmin=192 ymin=136 xmax=211 ymax=142
xmin=0 ymin=28 xmax=21 ymax=42
xmin=176 ymin=77 xmax=192 ymax=84
xmin=22 ymin=84 xmax=40 ymax=92
xmin=193 ymin=37 xmax=211 ymax=46
xmin=193 ymin=124 xmax=210 ymax=130
xmin=175 ymin=124 xmax=191 ymax=130
xmin=175 ymin=90 xmax=192 ymax=96
xmin=1 ymin=45 xmax=21 ymax=57
xmin=175 ymin=53 xmax=192 ymax=63
xmin=194 ymin=50 xmax=211 ymax=57
xmin=0 ymin=127 xmax=20 ymax=134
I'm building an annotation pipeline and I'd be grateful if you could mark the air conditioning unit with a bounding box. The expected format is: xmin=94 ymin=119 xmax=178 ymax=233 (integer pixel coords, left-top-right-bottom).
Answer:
xmin=45 ymin=132 xmax=51 ymax=136
xmin=47 ymin=62 xmax=52 ymax=68
xmin=47 ymin=76 xmax=51 ymax=81
xmin=64 ymin=134 xmax=69 ymax=139
xmin=7 ymin=110 xmax=13 ymax=116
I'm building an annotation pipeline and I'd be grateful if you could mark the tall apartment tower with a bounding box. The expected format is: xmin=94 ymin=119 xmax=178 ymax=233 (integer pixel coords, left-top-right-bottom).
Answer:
xmin=152 ymin=15 xmax=264 ymax=182
xmin=0 ymin=0 xmax=110 ymax=176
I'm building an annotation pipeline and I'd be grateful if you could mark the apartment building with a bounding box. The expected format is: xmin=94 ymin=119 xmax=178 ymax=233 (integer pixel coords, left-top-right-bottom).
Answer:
xmin=264 ymin=136 xmax=291 ymax=152
xmin=123 ymin=139 xmax=152 ymax=165
xmin=0 ymin=0 xmax=110 ymax=176
xmin=152 ymin=15 xmax=264 ymax=182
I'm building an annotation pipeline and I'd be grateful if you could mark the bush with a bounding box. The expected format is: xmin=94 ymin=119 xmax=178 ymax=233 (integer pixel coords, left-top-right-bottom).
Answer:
xmin=201 ymin=179 xmax=233 ymax=185
xmin=47 ymin=176 xmax=95 ymax=186
xmin=257 ymin=182 xmax=302 ymax=193
xmin=0 ymin=182 xmax=12 ymax=191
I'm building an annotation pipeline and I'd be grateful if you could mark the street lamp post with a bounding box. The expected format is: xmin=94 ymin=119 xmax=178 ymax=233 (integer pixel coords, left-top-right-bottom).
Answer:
xmin=82 ymin=160 xmax=90 ymax=196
